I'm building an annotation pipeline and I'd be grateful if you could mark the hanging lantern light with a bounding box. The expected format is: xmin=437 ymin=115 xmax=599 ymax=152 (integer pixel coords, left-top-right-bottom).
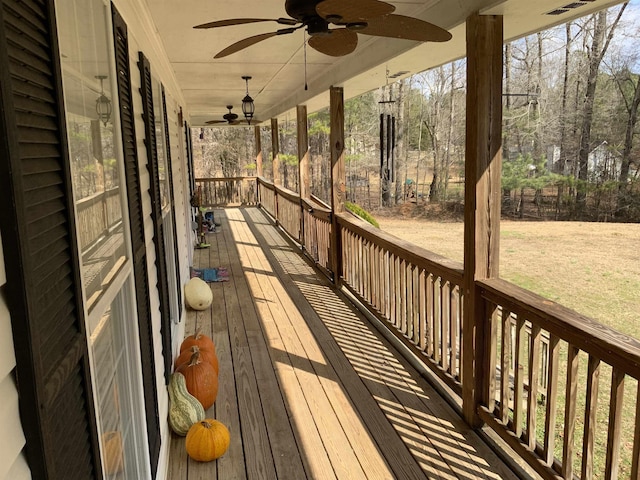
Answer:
xmin=241 ymin=75 xmax=255 ymax=125
xmin=95 ymin=75 xmax=112 ymax=127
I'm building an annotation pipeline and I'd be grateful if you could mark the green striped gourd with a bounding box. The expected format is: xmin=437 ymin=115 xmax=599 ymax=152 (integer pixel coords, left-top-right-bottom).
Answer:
xmin=168 ymin=372 xmax=205 ymax=436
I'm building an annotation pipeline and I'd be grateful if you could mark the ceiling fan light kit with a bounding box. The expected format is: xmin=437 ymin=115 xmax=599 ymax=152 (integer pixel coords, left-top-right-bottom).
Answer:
xmin=195 ymin=0 xmax=452 ymax=59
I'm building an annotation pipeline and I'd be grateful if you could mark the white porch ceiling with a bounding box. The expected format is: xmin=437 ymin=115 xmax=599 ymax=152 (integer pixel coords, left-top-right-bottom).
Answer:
xmin=145 ymin=0 xmax=626 ymax=126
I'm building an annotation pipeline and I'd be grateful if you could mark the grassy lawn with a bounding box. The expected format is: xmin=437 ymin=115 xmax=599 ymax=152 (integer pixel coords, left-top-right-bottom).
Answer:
xmin=376 ymin=218 xmax=640 ymax=338
xmin=376 ymin=216 xmax=640 ymax=478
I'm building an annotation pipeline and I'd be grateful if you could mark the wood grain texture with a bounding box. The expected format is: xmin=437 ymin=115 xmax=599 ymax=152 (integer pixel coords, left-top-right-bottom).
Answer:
xmin=543 ymin=335 xmax=560 ymax=466
xmin=254 ymin=125 xmax=262 ymax=177
xmin=167 ymin=207 xmax=519 ymax=479
xmin=604 ymin=368 xmax=625 ymax=480
xmin=462 ymin=11 xmax=503 ymax=427
xmin=330 ymin=87 xmax=345 ymax=286
xmin=271 ymin=118 xmax=280 ymax=186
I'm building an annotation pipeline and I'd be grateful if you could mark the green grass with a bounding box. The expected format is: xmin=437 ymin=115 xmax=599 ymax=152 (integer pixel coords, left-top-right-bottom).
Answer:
xmin=376 ymin=217 xmax=640 ymax=479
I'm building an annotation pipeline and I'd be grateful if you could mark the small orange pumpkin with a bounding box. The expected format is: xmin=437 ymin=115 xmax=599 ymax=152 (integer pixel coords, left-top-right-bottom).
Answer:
xmin=174 ymin=345 xmax=219 ymax=375
xmin=185 ymin=419 xmax=230 ymax=462
xmin=175 ymin=350 xmax=218 ymax=410
xmin=180 ymin=331 xmax=215 ymax=355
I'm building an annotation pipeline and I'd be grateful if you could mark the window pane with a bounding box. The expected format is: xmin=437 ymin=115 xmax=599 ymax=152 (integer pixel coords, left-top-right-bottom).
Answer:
xmin=57 ymin=0 xmax=127 ymax=310
xmin=90 ymin=285 xmax=146 ymax=479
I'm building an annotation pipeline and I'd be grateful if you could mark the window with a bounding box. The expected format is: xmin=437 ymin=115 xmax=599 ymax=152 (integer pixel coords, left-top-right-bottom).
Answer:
xmin=56 ymin=0 xmax=150 ymax=478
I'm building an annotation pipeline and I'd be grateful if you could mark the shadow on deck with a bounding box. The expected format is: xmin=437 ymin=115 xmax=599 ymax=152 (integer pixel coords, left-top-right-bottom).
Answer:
xmin=167 ymin=207 xmax=520 ymax=480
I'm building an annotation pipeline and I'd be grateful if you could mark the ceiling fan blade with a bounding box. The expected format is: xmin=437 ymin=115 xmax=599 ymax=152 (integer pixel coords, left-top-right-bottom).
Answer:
xmin=214 ymin=27 xmax=299 ymax=58
xmin=194 ymin=17 xmax=298 ymax=29
xmin=308 ymin=29 xmax=358 ymax=57
xmin=358 ymin=14 xmax=452 ymax=42
xmin=316 ymin=0 xmax=395 ymax=23
xmin=205 ymin=119 xmax=227 ymax=124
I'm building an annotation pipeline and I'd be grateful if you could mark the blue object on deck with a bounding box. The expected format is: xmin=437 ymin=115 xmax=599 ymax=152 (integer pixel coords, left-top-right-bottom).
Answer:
xmin=191 ymin=267 xmax=229 ymax=282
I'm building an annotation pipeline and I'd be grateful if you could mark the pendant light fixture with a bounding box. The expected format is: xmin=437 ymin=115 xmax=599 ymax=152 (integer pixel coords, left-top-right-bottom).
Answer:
xmin=241 ymin=75 xmax=255 ymax=125
xmin=95 ymin=75 xmax=112 ymax=127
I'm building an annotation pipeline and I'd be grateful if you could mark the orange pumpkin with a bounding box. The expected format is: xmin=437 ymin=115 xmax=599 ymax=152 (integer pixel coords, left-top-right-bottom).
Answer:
xmin=174 ymin=345 xmax=219 ymax=375
xmin=185 ymin=419 xmax=230 ymax=462
xmin=102 ymin=431 xmax=124 ymax=474
xmin=175 ymin=351 xmax=218 ymax=410
xmin=180 ymin=331 xmax=215 ymax=355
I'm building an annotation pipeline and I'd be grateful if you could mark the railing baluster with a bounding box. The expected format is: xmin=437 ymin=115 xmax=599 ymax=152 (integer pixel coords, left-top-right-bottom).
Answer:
xmin=415 ymin=266 xmax=420 ymax=343
xmin=581 ymin=354 xmax=600 ymax=479
xmin=426 ymin=273 xmax=434 ymax=357
xmin=500 ymin=308 xmax=512 ymax=424
xmin=543 ymin=334 xmax=560 ymax=466
xmin=404 ymin=263 xmax=413 ymax=339
xmin=384 ymin=249 xmax=390 ymax=319
xmin=390 ymin=254 xmax=397 ymax=328
xmin=449 ymin=284 xmax=457 ymax=378
xmin=433 ymin=277 xmax=441 ymax=364
xmin=604 ymin=368 xmax=625 ymax=480
xmin=419 ymin=269 xmax=427 ymax=352
xmin=487 ymin=302 xmax=499 ymax=414
xmin=514 ymin=316 xmax=526 ymax=438
xmin=562 ymin=344 xmax=580 ymax=480
xmin=442 ymin=280 xmax=451 ymax=373
xmin=631 ymin=382 xmax=640 ymax=479
xmin=527 ymin=324 xmax=541 ymax=450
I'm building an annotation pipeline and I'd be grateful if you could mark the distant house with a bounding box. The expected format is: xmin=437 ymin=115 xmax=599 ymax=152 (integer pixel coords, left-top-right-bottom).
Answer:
xmin=587 ymin=141 xmax=621 ymax=181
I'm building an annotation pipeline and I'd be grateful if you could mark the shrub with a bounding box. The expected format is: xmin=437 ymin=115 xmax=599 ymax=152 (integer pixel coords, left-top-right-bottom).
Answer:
xmin=345 ymin=201 xmax=379 ymax=228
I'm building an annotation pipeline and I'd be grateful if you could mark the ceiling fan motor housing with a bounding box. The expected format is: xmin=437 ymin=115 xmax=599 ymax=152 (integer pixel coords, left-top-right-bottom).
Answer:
xmin=285 ymin=0 xmax=323 ymax=22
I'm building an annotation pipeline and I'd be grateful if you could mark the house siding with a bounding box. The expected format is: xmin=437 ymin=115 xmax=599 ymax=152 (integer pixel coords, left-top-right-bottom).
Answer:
xmin=0 ymin=234 xmax=32 ymax=480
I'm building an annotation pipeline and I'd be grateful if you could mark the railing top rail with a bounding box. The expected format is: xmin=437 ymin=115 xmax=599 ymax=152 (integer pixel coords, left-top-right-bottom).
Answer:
xmin=310 ymin=194 xmax=331 ymax=210
xmin=301 ymin=197 xmax=331 ymax=212
xmin=257 ymin=177 xmax=276 ymax=191
xmin=479 ymin=277 xmax=640 ymax=379
xmin=336 ymin=212 xmax=464 ymax=283
xmin=195 ymin=176 xmax=257 ymax=182
xmin=76 ymin=186 xmax=120 ymax=208
xmin=273 ymin=184 xmax=300 ymax=203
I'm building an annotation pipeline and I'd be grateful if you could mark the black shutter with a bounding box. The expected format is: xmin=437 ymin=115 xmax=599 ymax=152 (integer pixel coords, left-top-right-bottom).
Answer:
xmin=137 ymin=51 xmax=172 ymax=385
xmin=185 ymin=122 xmax=195 ymax=196
xmin=161 ymin=85 xmax=182 ymax=318
xmin=110 ymin=6 xmax=161 ymax=477
xmin=0 ymin=1 xmax=101 ymax=479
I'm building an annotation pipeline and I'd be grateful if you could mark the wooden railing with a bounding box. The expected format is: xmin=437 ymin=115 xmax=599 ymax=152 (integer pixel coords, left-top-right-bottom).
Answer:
xmin=273 ymin=186 xmax=301 ymax=241
xmin=222 ymin=176 xmax=640 ymax=479
xmin=257 ymin=179 xmax=276 ymax=218
xmin=338 ymin=213 xmax=464 ymax=394
xmin=196 ymin=176 xmax=258 ymax=206
xmin=76 ymin=186 xmax=121 ymax=254
xmin=477 ymin=278 xmax=640 ymax=480
xmin=301 ymin=198 xmax=331 ymax=278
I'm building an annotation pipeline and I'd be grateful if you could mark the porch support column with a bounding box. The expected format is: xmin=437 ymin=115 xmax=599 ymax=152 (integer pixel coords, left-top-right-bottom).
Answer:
xmin=330 ymin=86 xmax=345 ymax=286
xmin=254 ymin=125 xmax=262 ymax=177
xmin=297 ymin=104 xmax=309 ymax=246
xmin=462 ymin=12 xmax=503 ymax=427
xmin=271 ymin=117 xmax=280 ymax=186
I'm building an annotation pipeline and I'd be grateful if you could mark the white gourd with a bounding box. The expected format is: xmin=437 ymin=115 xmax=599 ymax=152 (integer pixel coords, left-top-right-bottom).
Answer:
xmin=184 ymin=277 xmax=213 ymax=310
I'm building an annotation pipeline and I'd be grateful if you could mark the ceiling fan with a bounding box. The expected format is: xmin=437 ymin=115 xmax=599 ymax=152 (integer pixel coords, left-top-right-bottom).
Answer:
xmin=194 ymin=0 xmax=452 ymax=58
xmin=205 ymin=106 xmax=259 ymax=125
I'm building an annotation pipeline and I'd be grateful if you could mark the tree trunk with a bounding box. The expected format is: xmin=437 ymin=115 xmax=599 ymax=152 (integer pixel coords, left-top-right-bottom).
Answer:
xmin=617 ymin=73 xmax=640 ymax=216
xmin=559 ymin=22 xmax=571 ymax=175
xmin=576 ymin=6 xmax=626 ymax=217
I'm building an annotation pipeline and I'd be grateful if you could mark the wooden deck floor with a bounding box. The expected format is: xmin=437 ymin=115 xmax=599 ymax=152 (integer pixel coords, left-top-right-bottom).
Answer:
xmin=167 ymin=207 xmax=520 ymax=480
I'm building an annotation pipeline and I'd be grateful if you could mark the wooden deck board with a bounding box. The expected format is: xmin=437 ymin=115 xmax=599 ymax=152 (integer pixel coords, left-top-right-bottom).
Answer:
xmin=167 ymin=207 xmax=521 ymax=480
